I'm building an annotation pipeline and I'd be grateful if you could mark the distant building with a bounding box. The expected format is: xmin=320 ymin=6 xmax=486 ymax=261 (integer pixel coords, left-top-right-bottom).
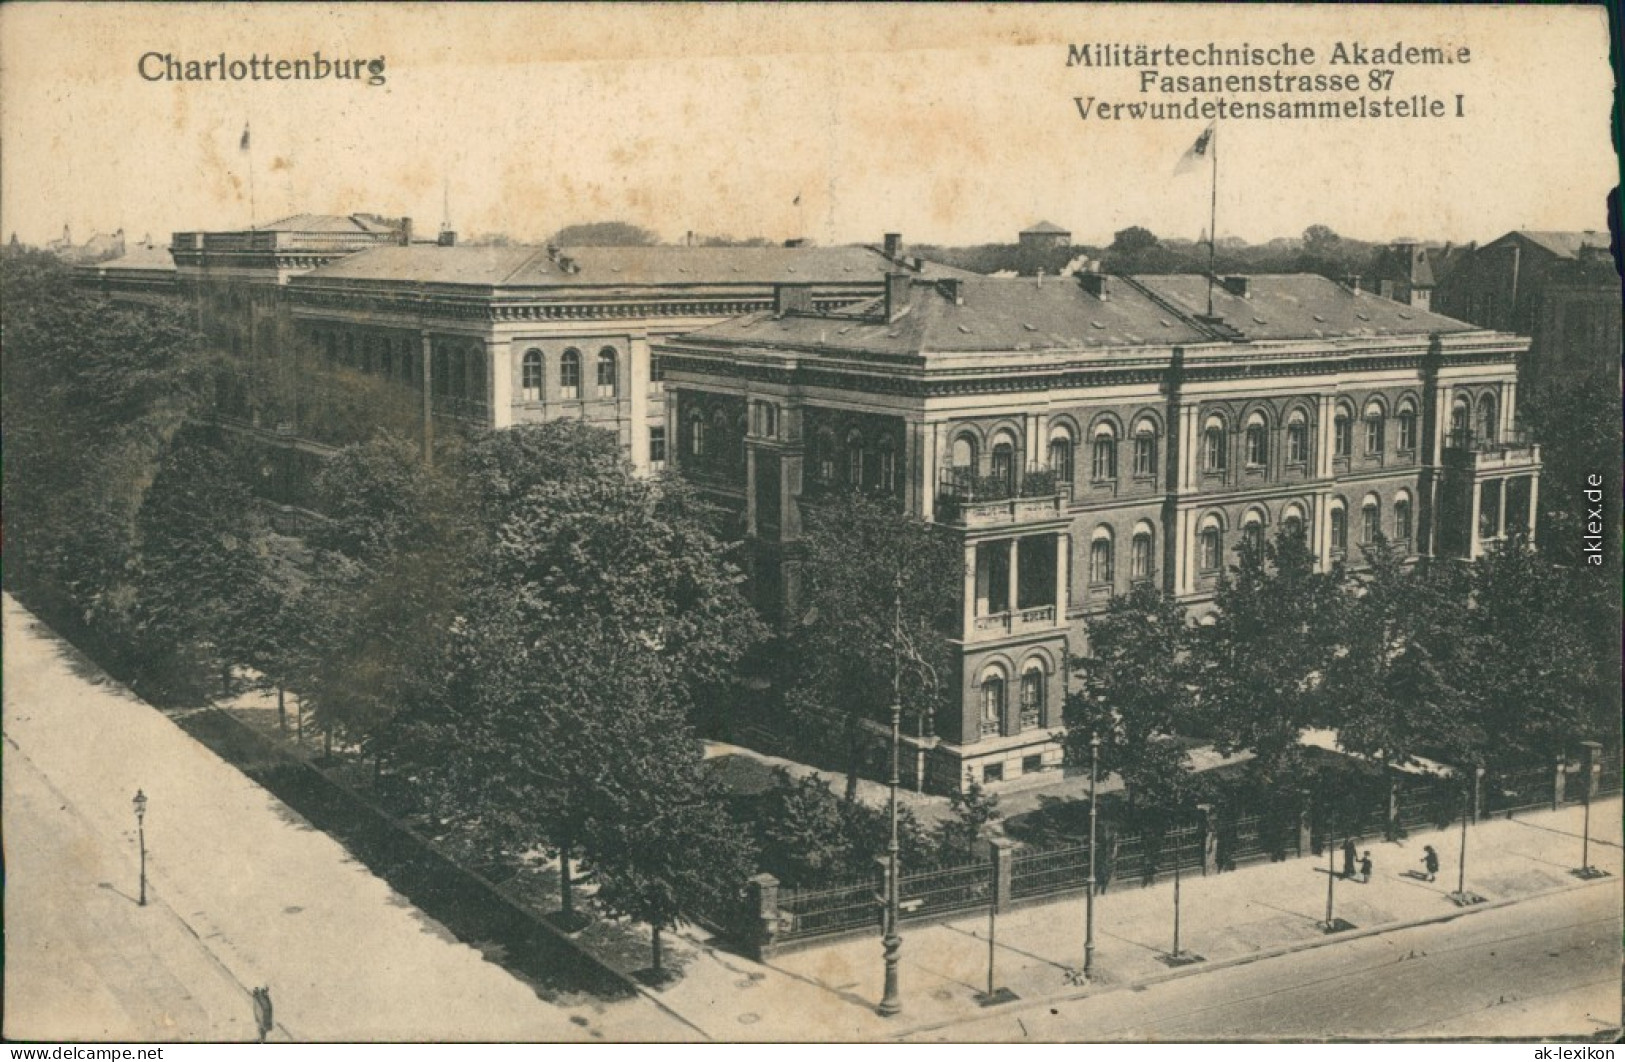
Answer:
xmin=1371 ymin=239 xmax=1435 ymax=310
xmin=75 ymin=238 xmax=176 ymax=303
xmin=659 ymin=272 xmax=1538 ymax=791
xmin=1017 ymin=220 xmax=1072 ymax=276
xmin=1433 ymin=230 xmax=1620 ymax=392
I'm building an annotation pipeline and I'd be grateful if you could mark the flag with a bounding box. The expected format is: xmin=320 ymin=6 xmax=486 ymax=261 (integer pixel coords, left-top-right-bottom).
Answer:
xmin=239 ymin=124 xmax=251 ymax=152
xmin=1174 ymin=122 xmax=1215 ymax=176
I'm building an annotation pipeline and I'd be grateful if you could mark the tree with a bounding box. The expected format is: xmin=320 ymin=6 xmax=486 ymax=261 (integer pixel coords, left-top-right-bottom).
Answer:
xmin=1109 ymin=226 xmax=1161 ymax=255
xmin=786 ymin=491 xmax=960 ymax=800
xmin=935 ymin=776 xmax=1002 ymax=858
xmin=1301 ymin=224 xmax=1342 ymax=256
xmin=551 ymin=221 xmax=660 ymax=247
xmin=1193 ymin=529 xmax=1349 ymax=786
xmin=1065 ymin=582 xmax=1202 ymax=812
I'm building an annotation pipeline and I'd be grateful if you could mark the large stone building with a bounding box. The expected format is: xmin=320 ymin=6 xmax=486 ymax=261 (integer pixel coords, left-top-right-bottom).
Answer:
xmin=1433 ymin=230 xmax=1620 ymax=392
xmin=658 ymin=271 xmax=1540 ymax=791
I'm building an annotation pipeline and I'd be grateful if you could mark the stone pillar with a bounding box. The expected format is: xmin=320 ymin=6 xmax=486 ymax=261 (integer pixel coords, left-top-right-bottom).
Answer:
xmin=1054 ymin=532 xmax=1070 ymax=622
xmin=1581 ymin=741 xmax=1603 ymax=802
xmin=1179 ymin=406 xmax=1200 ymax=492
xmin=627 ymin=335 xmax=651 ymax=472
xmin=1005 ymin=539 xmax=1020 ymax=618
xmin=1469 ymin=480 xmax=1484 ymax=559
xmin=989 ymin=837 xmax=1015 ymax=913
xmin=962 ymin=543 xmax=978 ymax=638
xmin=487 ymin=338 xmax=512 ymax=429
xmin=1024 ymin=412 xmax=1043 ymax=472
xmin=1315 ymin=395 xmax=1335 ymax=478
xmin=744 ymin=447 xmax=759 ymax=536
xmin=1501 ymin=380 xmax=1518 ymax=439
xmin=1298 ymin=790 xmax=1314 ymax=859
xmin=1198 ymin=803 xmax=1219 ymax=876
xmin=1526 ymin=474 xmax=1540 ymax=540
xmin=748 ymin=873 xmax=783 ymax=960
xmin=664 ymin=392 xmax=682 ymax=473
xmin=1496 ymin=479 xmax=1508 ymax=540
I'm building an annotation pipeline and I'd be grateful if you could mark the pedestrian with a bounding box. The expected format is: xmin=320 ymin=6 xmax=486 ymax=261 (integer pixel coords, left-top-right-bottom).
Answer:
xmin=1359 ymin=851 xmax=1373 ymax=884
xmin=1421 ymin=845 xmax=1439 ymax=882
xmin=252 ymin=986 xmax=273 ymax=1043
xmin=1341 ymin=838 xmax=1357 ymax=879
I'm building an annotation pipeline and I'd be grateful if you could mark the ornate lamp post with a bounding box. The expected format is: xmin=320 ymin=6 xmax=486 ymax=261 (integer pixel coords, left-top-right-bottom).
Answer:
xmin=877 ymin=577 xmax=904 ymax=1018
xmin=132 ymin=789 xmax=148 ymax=906
xmin=1084 ymin=731 xmax=1100 ymax=980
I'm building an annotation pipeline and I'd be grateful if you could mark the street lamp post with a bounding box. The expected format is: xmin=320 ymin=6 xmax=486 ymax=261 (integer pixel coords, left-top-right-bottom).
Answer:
xmin=1451 ymin=767 xmax=1486 ymax=906
xmin=132 ymin=789 xmax=148 ymax=907
xmin=877 ymin=577 xmax=904 ymax=1018
xmin=1084 ymin=731 xmax=1100 ymax=981
xmin=1574 ymin=741 xmax=1608 ymax=880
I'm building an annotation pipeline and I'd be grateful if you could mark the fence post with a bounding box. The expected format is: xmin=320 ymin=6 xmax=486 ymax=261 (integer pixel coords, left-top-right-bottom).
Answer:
xmin=1553 ymin=755 xmax=1567 ymax=810
xmin=1198 ymin=803 xmax=1219 ymax=875
xmin=1581 ymin=741 xmax=1602 ymax=803
xmin=989 ymin=837 xmax=1014 ymax=913
xmin=748 ymin=873 xmax=782 ymax=960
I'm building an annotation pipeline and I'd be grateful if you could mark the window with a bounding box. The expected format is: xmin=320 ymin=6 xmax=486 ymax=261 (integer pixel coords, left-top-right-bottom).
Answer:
xmin=689 ymin=413 xmax=705 ymax=458
xmin=758 ymin=402 xmax=778 ymax=439
xmin=1394 ymin=497 xmax=1412 ymax=545
xmin=983 ymin=763 xmax=1005 ymax=783
xmin=1022 ymin=754 xmax=1044 ymax=775
xmin=1451 ymin=397 xmax=1470 ymax=439
xmin=650 ymin=355 xmax=663 ymax=382
xmin=991 ymin=440 xmax=1016 ymax=492
xmin=1048 ymin=433 xmax=1074 ymax=486
xmin=1361 ymin=500 xmax=1380 ymax=545
xmin=847 ymin=430 xmax=867 ymax=487
xmin=1333 ymin=412 xmax=1352 ymax=459
xmin=596 ymin=347 xmax=618 ymax=398
xmin=878 ymin=439 xmax=897 ymax=493
xmin=981 ymin=675 xmax=1005 ymax=736
xmin=1203 ymin=424 xmax=1227 ymax=472
xmin=1089 ymin=530 xmax=1114 ymax=585
xmin=560 ymin=348 xmax=581 ymax=400
xmin=1199 ymin=523 xmax=1223 ymax=571
xmin=1364 ymin=404 xmax=1385 ymax=456
xmin=1242 ymin=516 xmax=1265 ymax=556
xmin=1092 ymin=425 xmax=1117 ymax=480
xmin=1397 ymin=408 xmax=1417 ymax=452
xmin=521 ymin=349 xmax=543 ymax=401
xmin=817 ymin=429 xmax=837 ymax=485
xmin=1131 ymin=528 xmax=1155 ymax=581
xmin=951 ymin=434 xmax=977 ymax=472
xmin=1477 ymin=396 xmax=1497 ymax=444
xmin=649 ymin=426 xmax=667 ymax=469
xmin=1282 ymin=507 xmax=1306 ymax=543
xmin=1245 ymin=416 xmax=1268 ymax=468
xmin=1286 ymin=416 xmax=1308 ymax=465
xmin=1019 ymin=667 xmax=1045 ymax=729
xmin=1133 ymin=425 xmax=1158 ymax=477
xmin=1330 ymin=506 xmax=1348 ymax=553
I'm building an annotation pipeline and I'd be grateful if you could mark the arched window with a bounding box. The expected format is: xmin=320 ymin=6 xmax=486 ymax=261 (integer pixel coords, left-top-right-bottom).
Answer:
xmin=1394 ymin=493 xmax=1413 ymax=546
xmin=878 ymin=436 xmax=897 ymax=494
xmin=560 ymin=348 xmax=582 ymax=400
xmin=847 ymin=429 xmax=867 ymax=487
xmin=1286 ymin=410 xmax=1309 ymax=465
xmin=1089 ymin=527 xmax=1114 ymax=585
xmin=1330 ymin=503 xmax=1348 ymax=554
xmin=1333 ymin=406 xmax=1352 ymax=459
xmin=1203 ymin=418 xmax=1227 ymax=472
xmin=1364 ymin=400 xmax=1385 ymax=456
xmin=951 ymin=434 xmax=978 ymax=472
xmin=1092 ymin=423 xmax=1118 ymax=481
xmin=1450 ymin=395 xmax=1470 ymax=440
xmin=689 ymin=412 xmax=706 ymax=458
xmin=1133 ymin=419 xmax=1159 ymax=477
xmin=991 ymin=437 xmax=1017 ymax=493
xmin=1048 ymin=430 xmax=1074 ymax=486
xmin=817 ymin=428 xmax=838 ymax=485
xmin=1397 ymin=400 xmax=1417 ymax=452
xmin=522 ymin=349 xmax=544 ymax=401
xmin=1361 ymin=495 xmax=1381 ymax=545
xmin=980 ymin=671 xmax=1006 ymax=737
xmin=1199 ymin=518 xmax=1223 ymax=571
xmin=1131 ymin=523 xmax=1155 ymax=581
xmin=1242 ymin=510 xmax=1266 ymax=556
xmin=1019 ymin=664 xmax=1045 ymax=730
xmin=1477 ymin=394 xmax=1497 ymax=444
xmin=1282 ymin=503 xmax=1307 ymax=543
xmin=596 ymin=347 xmax=618 ymax=398
xmin=1245 ymin=413 xmax=1268 ymax=468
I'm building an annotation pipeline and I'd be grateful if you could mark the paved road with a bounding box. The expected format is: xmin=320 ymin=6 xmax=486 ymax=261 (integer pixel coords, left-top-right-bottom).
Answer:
xmin=906 ymin=883 xmax=1622 ymax=1041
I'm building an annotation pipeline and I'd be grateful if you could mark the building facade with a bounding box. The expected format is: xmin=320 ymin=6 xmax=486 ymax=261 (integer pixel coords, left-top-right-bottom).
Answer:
xmin=658 ymin=272 xmax=1540 ymax=791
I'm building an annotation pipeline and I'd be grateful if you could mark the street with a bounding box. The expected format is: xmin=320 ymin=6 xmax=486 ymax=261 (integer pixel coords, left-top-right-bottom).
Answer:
xmin=906 ymin=883 xmax=1622 ymax=1041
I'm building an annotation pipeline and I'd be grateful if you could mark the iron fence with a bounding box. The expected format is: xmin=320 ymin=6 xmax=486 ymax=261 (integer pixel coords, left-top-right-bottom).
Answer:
xmin=1596 ymin=749 xmax=1622 ymax=797
xmin=899 ymin=856 xmax=993 ymax=922
xmin=778 ymin=878 xmax=881 ymax=942
xmin=1484 ymin=765 xmax=1554 ymax=817
xmin=1395 ymin=778 xmax=1460 ymax=833
xmin=1011 ymin=842 xmax=1091 ymax=901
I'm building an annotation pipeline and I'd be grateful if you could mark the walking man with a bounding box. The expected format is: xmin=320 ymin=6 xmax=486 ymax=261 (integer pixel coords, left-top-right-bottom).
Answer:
xmin=1421 ymin=845 xmax=1439 ymax=882
xmin=251 ymin=986 xmax=273 ymax=1043
xmin=1359 ymin=851 xmax=1373 ymax=884
xmin=1341 ymin=838 xmax=1357 ymax=879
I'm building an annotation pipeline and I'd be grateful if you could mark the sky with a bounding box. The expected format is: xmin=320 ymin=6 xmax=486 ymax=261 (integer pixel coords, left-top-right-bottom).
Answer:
xmin=1 ymin=4 xmax=1617 ymax=250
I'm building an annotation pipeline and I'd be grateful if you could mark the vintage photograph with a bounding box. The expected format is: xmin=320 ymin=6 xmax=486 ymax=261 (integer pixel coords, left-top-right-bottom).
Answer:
xmin=2 ymin=2 xmax=1620 ymax=1047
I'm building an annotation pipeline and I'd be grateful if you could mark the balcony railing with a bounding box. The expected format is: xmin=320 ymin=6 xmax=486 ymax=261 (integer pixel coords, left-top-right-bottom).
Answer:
xmin=970 ymin=604 xmax=1059 ymax=638
xmin=1443 ymin=428 xmax=1539 ymax=471
xmin=937 ymin=466 xmax=1070 ymax=527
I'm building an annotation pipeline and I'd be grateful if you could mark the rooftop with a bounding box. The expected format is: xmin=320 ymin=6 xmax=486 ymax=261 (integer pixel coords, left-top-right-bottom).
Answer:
xmin=1501 ymin=230 xmax=1612 ymax=259
xmin=82 ymin=242 xmax=176 ymax=273
xmin=1021 ymin=220 xmax=1071 ymax=235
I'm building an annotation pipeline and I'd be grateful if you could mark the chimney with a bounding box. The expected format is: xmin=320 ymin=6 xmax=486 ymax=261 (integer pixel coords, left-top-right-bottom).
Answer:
xmin=1221 ymin=275 xmax=1250 ymax=298
xmin=774 ymin=284 xmax=814 ymax=316
xmin=885 ymin=272 xmax=912 ymax=323
xmin=935 ymin=277 xmax=964 ymax=305
xmin=437 ymin=228 xmax=458 ymax=247
xmin=1078 ymin=273 xmax=1111 ymax=300
xmin=883 ymin=232 xmax=902 ymax=259
xmin=398 ymin=217 xmax=414 ymax=246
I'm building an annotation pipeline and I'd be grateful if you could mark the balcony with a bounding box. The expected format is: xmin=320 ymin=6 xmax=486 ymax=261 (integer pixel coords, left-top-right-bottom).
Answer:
xmin=937 ymin=468 xmax=1070 ymax=529
xmin=1442 ymin=429 xmax=1540 ymax=473
xmin=971 ymin=605 xmax=1058 ymax=637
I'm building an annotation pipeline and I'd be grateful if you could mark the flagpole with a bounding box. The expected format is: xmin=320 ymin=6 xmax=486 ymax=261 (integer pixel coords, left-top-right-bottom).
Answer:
xmin=1206 ymin=124 xmax=1218 ymax=317
xmin=244 ymin=120 xmax=258 ymax=232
